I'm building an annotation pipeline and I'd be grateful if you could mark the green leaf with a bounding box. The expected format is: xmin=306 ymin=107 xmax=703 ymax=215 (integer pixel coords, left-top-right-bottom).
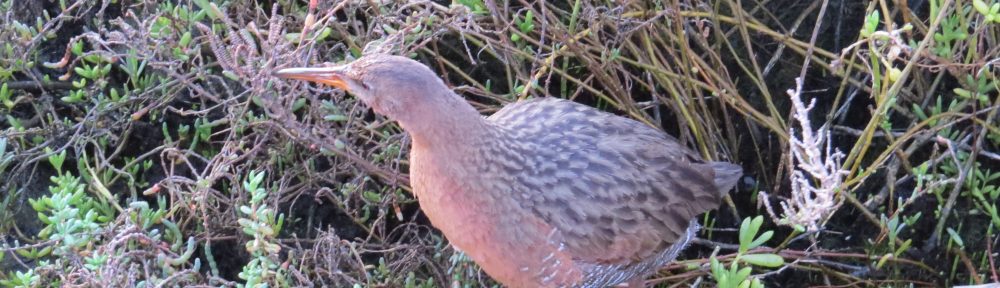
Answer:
xmin=291 ymin=98 xmax=307 ymax=112
xmin=179 ymin=31 xmax=192 ymax=47
xmin=72 ymin=78 xmax=87 ymax=89
xmin=738 ymin=216 xmax=764 ymax=253
xmin=74 ymin=66 xmax=92 ymax=79
xmin=740 ymin=253 xmax=785 ymax=267
xmin=861 ymin=10 xmax=879 ymax=37
xmin=1 ymin=83 xmax=12 ymax=109
xmin=223 ymin=70 xmax=239 ymax=81
xmin=973 ymin=0 xmax=991 ymax=16
xmin=363 ymin=190 xmax=381 ymax=202
xmin=284 ymin=32 xmax=301 ymax=44
xmin=894 ymin=239 xmax=912 ymax=256
xmin=315 ymin=27 xmax=332 ymax=42
xmin=324 ymin=114 xmax=348 ymax=122
xmin=71 ymin=40 xmax=83 ymax=55
xmin=946 ymin=227 xmax=964 ymax=247
xmin=750 ymin=277 xmax=764 ymax=288
xmin=735 ymin=266 xmax=752 ymax=283
xmin=747 ymin=230 xmax=773 ymax=250
xmin=109 ymin=87 xmax=120 ymax=101
xmin=520 ymin=10 xmax=535 ymax=33
xmin=45 ymin=147 xmax=66 ymax=173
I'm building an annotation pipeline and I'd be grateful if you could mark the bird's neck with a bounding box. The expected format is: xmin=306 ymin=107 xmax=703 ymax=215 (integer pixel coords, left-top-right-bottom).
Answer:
xmin=400 ymin=92 xmax=492 ymax=152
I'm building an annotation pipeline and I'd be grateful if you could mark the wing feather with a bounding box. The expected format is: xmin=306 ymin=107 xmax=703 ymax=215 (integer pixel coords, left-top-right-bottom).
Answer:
xmin=487 ymin=98 xmax=736 ymax=264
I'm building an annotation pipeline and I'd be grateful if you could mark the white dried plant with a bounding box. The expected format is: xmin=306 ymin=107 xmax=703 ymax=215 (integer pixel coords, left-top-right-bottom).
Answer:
xmin=762 ymin=77 xmax=849 ymax=232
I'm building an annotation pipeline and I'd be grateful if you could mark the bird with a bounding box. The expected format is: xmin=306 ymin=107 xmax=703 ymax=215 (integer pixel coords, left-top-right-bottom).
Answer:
xmin=274 ymin=54 xmax=742 ymax=287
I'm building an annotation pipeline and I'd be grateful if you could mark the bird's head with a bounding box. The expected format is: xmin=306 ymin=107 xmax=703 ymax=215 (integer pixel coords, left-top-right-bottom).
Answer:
xmin=274 ymin=55 xmax=453 ymax=124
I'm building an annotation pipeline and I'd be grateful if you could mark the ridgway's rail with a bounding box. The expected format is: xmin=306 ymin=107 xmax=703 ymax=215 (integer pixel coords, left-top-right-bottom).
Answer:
xmin=274 ymin=54 xmax=742 ymax=287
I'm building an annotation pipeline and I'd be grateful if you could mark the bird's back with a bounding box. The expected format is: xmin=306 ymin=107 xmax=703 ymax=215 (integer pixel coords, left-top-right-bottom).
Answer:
xmin=485 ymin=97 xmax=741 ymax=286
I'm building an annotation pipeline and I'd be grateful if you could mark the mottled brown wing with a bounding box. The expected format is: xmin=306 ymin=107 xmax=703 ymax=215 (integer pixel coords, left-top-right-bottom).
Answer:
xmin=487 ymin=98 xmax=730 ymax=264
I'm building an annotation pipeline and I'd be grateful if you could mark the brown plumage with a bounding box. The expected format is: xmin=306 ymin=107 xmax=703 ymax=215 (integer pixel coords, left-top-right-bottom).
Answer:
xmin=275 ymin=54 xmax=742 ymax=287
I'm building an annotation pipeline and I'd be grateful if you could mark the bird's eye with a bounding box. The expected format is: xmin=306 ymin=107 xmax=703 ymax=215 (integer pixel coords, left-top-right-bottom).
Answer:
xmin=360 ymin=81 xmax=370 ymax=90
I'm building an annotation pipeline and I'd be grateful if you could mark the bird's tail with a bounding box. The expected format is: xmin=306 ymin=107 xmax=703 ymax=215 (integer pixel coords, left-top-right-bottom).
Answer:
xmin=711 ymin=162 xmax=743 ymax=196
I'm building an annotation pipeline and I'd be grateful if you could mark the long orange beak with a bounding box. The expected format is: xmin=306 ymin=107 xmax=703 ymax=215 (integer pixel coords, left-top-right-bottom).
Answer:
xmin=273 ymin=66 xmax=351 ymax=91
